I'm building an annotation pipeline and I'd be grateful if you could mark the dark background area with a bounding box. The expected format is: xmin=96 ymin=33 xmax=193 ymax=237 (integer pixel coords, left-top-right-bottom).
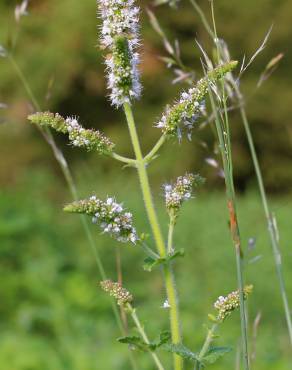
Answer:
xmin=1 ymin=0 xmax=292 ymax=192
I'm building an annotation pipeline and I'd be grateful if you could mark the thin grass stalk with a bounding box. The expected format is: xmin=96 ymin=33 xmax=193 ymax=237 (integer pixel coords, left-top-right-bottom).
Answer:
xmin=194 ymin=324 xmax=218 ymax=370
xmin=208 ymin=84 xmax=250 ymax=370
xmin=123 ymin=102 xmax=183 ymax=370
xmin=126 ymin=304 xmax=166 ymax=370
xmin=234 ymin=92 xmax=292 ymax=344
xmin=8 ymin=53 xmax=139 ymax=370
xmin=189 ymin=0 xmax=292 ymax=346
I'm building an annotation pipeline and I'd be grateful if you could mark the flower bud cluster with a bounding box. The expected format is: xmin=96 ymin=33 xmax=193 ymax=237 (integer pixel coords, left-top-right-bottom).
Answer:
xmin=164 ymin=173 xmax=200 ymax=212
xmin=100 ymin=280 xmax=133 ymax=306
xmin=214 ymin=285 xmax=253 ymax=322
xmin=28 ymin=112 xmax=114 ymax=154
xmin=98 ymin=0 xmax=141 ymax=107
xmin=156 ymin=61 xmax=238 ymax=139
xmin=64 ymin=195 xmax=138 ymax=244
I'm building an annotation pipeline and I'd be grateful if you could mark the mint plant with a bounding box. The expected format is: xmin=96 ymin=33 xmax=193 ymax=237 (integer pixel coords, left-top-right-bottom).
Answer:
xmin=26 ymin=1 xmax=245 ymax=369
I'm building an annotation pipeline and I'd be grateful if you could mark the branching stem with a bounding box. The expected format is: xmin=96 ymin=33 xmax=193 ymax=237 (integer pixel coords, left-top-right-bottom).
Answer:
xmin=126 ymin=304 xmax=166 ymax=370
xmin=123 ymin=102 xmax=183 ymax=370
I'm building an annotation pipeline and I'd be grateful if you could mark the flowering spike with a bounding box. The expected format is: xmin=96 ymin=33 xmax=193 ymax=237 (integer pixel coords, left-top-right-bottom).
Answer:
xmin=214 ymin=285 xmax=253 ymax=322
xmin=64 ymin=195 xmax=138 ymax=244
xmin=28 ymin=112 xmax=115 ymax=154
xmin=156 ymin=61 xmax=238 ymax=139
xmin=100 ymin=280 xmax=133 ymax=306
xmin=164 ymin=173 xmax=204 ymax=213
xmin=98 ymin=0 xmax=141 ymax=107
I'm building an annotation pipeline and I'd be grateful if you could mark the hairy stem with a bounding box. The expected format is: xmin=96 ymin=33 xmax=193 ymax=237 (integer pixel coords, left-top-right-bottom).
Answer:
xmin=167 ymin=212 xmax=176 ymax=254
xmin=126 ymin=304 xmax=166 ymax=370
xmin=194 ymin=324 xmax=218 ymax=370
xmin=144 ymin=135 xmax=167 ymax=164
xmin=123 ymin=102 xmax=183 ymax=370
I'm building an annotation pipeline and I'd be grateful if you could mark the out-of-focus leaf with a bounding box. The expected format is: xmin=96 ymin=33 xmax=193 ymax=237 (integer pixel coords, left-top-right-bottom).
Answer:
xmin=162 ymin=343 xmax=199 ymax=362
xmin=118 ymin=331 xmax=171 ymax=352
xmin=202 ymin=346 xmax=232 ymax=364
xmin=143 ymin=249 xmax=184 ymax=272
xmin=117 ymin=336 xmax=149 ymax=352
xmin=148 ymin=331 xmax=171 ymax=351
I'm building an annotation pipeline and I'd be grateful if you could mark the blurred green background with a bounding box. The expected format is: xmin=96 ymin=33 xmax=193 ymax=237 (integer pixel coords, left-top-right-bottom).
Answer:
xmin=1 ymin=0 xmax=292 ymax=369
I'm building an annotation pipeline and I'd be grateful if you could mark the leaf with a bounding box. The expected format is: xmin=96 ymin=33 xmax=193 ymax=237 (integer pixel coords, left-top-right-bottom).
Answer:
xmin=149 ymin=331 xmax=171 ymax=351
xmin=118 ymin=331 xmax=171 ymax=352
xmin=117 ymin=336 xmax=149 ymax=352
xmin=202 ymin=346 xmax=232 ymax=364
xmin=162 ymin=343 xmax=199 ymax=362
xmin=143 ymin=249 xmax=185 ymax=271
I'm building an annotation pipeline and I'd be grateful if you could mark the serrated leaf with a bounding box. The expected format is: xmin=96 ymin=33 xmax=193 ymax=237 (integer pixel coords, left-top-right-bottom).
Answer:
xmin=117 ymin=336 xmax=149 ymax=352
xmin=149 ymin=330 xmax=171 ymax=351
xmin=202 ymin=346 xmax=232 ymax=364
xmin=118 ymin=331 xmax=171 ymax=352
xmin=143 ymin=249 xmax=184 ymax=271
xmin=162 ymin=343 xmax=199 ymax=362
xmin=168 ymin=249 xmax=185 ymax=261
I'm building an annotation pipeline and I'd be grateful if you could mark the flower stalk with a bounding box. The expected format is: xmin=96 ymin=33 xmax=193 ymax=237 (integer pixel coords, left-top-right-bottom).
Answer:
xmin=123 ymin=101 xmax=183 ymax=370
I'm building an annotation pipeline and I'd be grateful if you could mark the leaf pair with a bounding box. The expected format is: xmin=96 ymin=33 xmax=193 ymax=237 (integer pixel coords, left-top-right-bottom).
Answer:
xmin=143 ymin=249 xmax=185 ymax=272
xmin=118 ymin=331 xmax=171 ymax=352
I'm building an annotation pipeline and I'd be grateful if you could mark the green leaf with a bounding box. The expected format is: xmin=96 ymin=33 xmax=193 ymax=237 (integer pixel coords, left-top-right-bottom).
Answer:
xmin=117 ymin=336 xmax=149 ymax=352
xmin=143 ymin=249 xmax=184 ymax=271
xmin=118 ymin=331 xmax=171 ymax=352
xmin=149 ymin=331 xmax=171 ymax=351
xmin=202 ymin=346 xmax=232 ymax=364
xmin=162 ymin=343 xmax=199 ymax=362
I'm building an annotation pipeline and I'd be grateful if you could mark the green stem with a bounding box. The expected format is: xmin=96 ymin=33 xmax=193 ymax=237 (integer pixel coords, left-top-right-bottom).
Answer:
xmin=144 ymin=135 xmax=167 ymax=164
xmin=123 ymin=102 xmax=183 ymax=370
xmin=189 ymin=0 xmax=215 ymax=39
xmin=8 ymin=54 xmax=138 ymax=369
xmin=234 ymin=89 xmax=292 ymax=345
xmin=208 ymin=85 xmax=250 ymax=370
xmin=127 ymin=304 xmax=166 ymax=370
xmin=167 ymin=212 xmax=176 ymax=254
xmin=111 ymin=152 xmax=137 ymax=165
xmin=195 ymin=324 xmax=218 ymax=370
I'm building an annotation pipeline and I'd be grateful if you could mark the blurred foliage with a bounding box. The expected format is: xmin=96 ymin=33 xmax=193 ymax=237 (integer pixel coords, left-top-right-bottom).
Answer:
xmin=1 ymin=168 xmax=292 ymax=369
xmin=0 ymin=0 xmax=292 ymax=191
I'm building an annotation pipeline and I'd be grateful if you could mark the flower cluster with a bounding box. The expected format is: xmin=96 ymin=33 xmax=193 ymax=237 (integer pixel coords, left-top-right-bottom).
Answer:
xmin=28 ymin=112 xmax=114 ymax=154
xmin=98 ymin=0 xmax=141 ymax=107
xmin=100 ymin=280 xmax=133 ymax=306
xmin=156 ymin=61 xmax=238 ymax=139
xmin=64 ymin=195 xmax=138 ymax=244
xmin=214 ymin=285 xmax=253 ymax=322
xmin=164 ymin=173 xmax=204 ymax=213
